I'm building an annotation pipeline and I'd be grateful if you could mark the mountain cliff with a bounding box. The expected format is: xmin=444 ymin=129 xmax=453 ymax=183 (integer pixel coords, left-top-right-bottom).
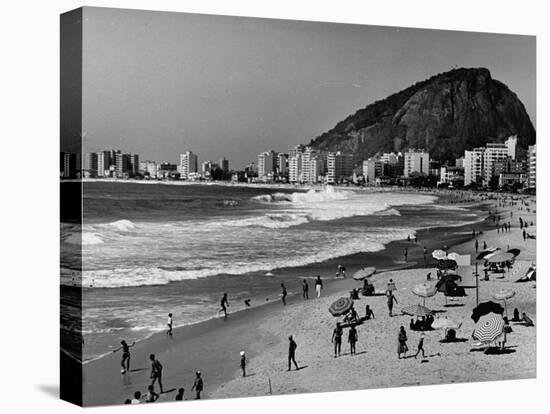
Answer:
xmin=308 ymin=68 xmax=535 ymax=163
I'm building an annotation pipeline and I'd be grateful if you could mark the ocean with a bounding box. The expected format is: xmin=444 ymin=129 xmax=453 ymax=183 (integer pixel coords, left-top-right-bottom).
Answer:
xmin=61 ymin=182 xmax=485 ymax=361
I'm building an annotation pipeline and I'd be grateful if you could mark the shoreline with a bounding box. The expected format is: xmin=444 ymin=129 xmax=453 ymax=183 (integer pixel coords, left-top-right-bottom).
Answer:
xmin=80 ymin=200 xmax=497 ymax=406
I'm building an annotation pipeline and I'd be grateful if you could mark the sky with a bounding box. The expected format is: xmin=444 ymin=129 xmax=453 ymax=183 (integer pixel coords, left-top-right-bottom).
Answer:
xmin=80 ymin=7 xmax=536 ymax=169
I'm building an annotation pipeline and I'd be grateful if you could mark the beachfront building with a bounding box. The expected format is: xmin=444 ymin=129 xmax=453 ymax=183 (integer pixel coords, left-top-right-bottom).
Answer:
xmin=257 ymin=150 xmax=278 ymax=181
xmin=527 ymin=144 xmax=536 ymax=190
xmin=455 ymin=157 xmax=464 ymax=169
xmin=131 ymin=154 xmax=139 ymax=176
xmin=438 ymin=166 xmax=464 ymax=187
xmin=301 ymin=147 xmax=326 ymax=184
xmin=201 ymin=160 xmax=216 ymax=178
xmin=84 ymin=152 xmax=98 ymax=177
xmin=380 ymin=152 xmax=399 ymax=165
xmin=219 ymin=157 xmax=229 ymax=173
xmin=96 ymin=151 xmax=111 ymax=177
xmin=464 ymin=147 xmax=485 ymax=186
xmin=179 ymin=151 xmax=198 ymax=179
xmin=483 ymin=143 xmax=509 ymax=185
xmin=326 ymin=152 xmax=353 ymax=184
xmin=115 ymin=152 xmax=133 ymax=178
xmin=139 ymin=160 xmax=160 ymax=178
xmin=158 ymin=162 xmax=178 ymax=179
xmin=277 ymin=153 xmax=288 ymax=178
xmin=403 ymin=149 xmax=429 ymax=177
xmin=288 ymin=145 xmax=306 ymax=183
xmin=363 ymin=157 xmax=384 ymax=184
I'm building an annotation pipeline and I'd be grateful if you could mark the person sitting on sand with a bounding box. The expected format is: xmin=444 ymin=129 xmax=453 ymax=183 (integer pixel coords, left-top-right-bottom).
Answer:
xmin=345 ymin=306 xmax=358 ymax=322
xmin=145 ymin=385 xmax=159 ymax=403
xmin=522 ymin=312 xmax=534 ymax=327
xmin=191 ymin=371 xmax=203 ymax=399
xmin=365 ymin=305 xmax=375 ymax=320
xmin=240 ymin=351 xmax=246 ymax=377
xmin=409 ymin=318 xmax=416 ymax=330
xmin=397 ymin=326 xmax=408 ymax=359
xmin=512 ymin=308 xmax=521 ymax=322
xmin=315 ymin=276 xmax=323 ymax=298
xmin=348 ymin=325 xmax=358 ymax=355
xmin=113 ymin=340 xmax=135 ymax=374
xmin=131 ymin=391 xmax=142 ymax=404
xmin=332 ymin=322 xmax=343 ymax=357
xmin=175 ymin=388 xmax=185 ymax=401
xmin=149 ymin=354 xmax=164 ymax=393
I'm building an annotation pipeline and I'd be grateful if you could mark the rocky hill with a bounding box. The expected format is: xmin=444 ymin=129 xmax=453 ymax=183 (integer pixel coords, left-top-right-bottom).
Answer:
xmin=308 ymin=68 xmax=535 ymax=163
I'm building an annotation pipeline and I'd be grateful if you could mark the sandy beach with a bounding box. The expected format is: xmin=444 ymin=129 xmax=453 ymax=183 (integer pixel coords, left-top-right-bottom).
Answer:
xmin=80 ymin=193 xmax=536 ymax=406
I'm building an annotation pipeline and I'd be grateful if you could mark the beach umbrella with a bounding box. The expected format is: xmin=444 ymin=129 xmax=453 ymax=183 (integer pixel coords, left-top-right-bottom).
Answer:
xmin=492 ymin=288 xmax=516 ymax=317
xmin=432 ymin=317 xmax=461 ymax=331
xmin=432 ymin=249 xmax=447 ymax=260
xmin=476 ymin=248 xmax=499 ymax=261
xmin=353 ymin=266 xmax=376 ymax=280
xmin=329 ymin=297 xmax=353 ymax=317
xmin=507 ymin=248 xmax=521 ymax=257
xmin=486 ymin=252 xmax=514 ymax=264
xmin=412 ymin=283 xmax=437 ymax=306
xmin=473 ymin=313 xmax=505 ymax=343
xmin=471 ymin=301 xmax=504 ymax=323
xmin=447 ymin=252 xmax=460 ymax=262
xmin=436 ymin=259 xmax=458 ymax=271
xmin=401 ymin=304 xmax=432 ymax=317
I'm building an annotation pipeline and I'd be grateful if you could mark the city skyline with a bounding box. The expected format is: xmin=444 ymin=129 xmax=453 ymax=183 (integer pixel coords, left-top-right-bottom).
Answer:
xmin=80 ymin=7 xmax=535 ymax=168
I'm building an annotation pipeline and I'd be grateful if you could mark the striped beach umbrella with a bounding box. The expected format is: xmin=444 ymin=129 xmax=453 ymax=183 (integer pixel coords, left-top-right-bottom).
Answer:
xmin=329 ymin=297 xmax=353 ymax=317
xmin=401 ymin=304 xmax=432 ymax=317
xmin=486 ymin=252 xmax=514 ymax=264
xmin=412 ymin=283 xmax=437 ymax=306
xmin=353 ymin=266 xmax=376 ymax=280
xmin=476 ymin=248 xmax=499 ymax=261
xmin=432 ymin=249 xmax=447 ymax=260
xmin=473 ymin=313 xmax=505 ymax=343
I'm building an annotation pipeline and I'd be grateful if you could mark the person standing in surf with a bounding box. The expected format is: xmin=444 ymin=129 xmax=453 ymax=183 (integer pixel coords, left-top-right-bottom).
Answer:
xmin=167 ymin=313 xmax=173 ymax=336
xmin=281 ymin=283 xmax=288 ymax=306
xmin=315 ymin=275 xmax=323 ymax=298
xmin=113 ymin=340 xmax=135 ymax=373
xmin=219 ymin=293 xmax=229 ymax=319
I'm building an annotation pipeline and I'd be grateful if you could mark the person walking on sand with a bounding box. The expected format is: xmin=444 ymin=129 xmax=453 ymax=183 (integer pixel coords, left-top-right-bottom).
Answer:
xmin=288 ymin=335 xmax=299 ymax=371
xmin=281 ymin=283 xmax=287 ymax=306
xmin=191 ymin=371 xmax=203 ymax=399
xmin=332 ymin=322 xmax=343 ymax=357
xmin=475 ymin=239 xmax=479 ymax=253
xmin=219 ymin=293 xmax=229 ymax=319
xmin=113 ymin=340 xmax=135 ymax=373
xmin=167 ymin=313 xmax=173 ymax=336
xmin=348 ymin=325 xmax=358 ymax=355
xmin=483 ymin=241 xmax=487 ymax=250
xmin=302 ymin=279 xmax=309 ymax=300
xmin=149 ymin=354 xmax=164 ymax=393
xmin=240 ymin=351 xmax=246 ymax=377
xmin=414 ymin=333 xmax=425 ymax=359
xmin=386 ymin=290 xmax=398 ymax=317
xmin=397 ymin=326 xmax=408 ymax=359
xmin=315 ymin=275 xmax=323 ymax=298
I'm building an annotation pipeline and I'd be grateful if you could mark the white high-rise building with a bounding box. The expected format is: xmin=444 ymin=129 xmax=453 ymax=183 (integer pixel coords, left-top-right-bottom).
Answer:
xmin=179 ymin=151 xmax=198 ymax=179
xmin=483 ymin=143 xmax=509 ymax=184
xmin=289 ymin=153 xmax=302 ymax=183
xmin=527 ymin=144 xmax=536 ymax=190
xmin=506 ymin=135 xmax=518 ymax=160
xmin=301 ymin=147 xmax=325 ymax=183
xmin=464 ymin=147 xmax=485 ymax=186
xmin=257 ymin=150 xmax=277 ymax=181
xmin=403 ymin=149 xmax=429 ymax=177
